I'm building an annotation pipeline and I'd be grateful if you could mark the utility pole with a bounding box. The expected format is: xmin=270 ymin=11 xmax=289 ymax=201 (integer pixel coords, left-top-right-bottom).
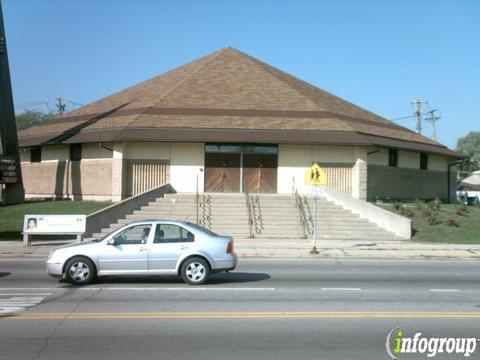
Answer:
xmin=0 ymin=0 xmax=25 ymax=204
xmin=424 ymin=109 xmax=441 ymax=141
xmin=56 ymin=97 xmax=66 ymax=115
xmin=411 ymin=99 xmax=427 ymax=134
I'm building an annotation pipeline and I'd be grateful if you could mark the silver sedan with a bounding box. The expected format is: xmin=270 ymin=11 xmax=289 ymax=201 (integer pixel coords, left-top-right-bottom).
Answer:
xmin=46 ymin=220 xmax=237 ymax=285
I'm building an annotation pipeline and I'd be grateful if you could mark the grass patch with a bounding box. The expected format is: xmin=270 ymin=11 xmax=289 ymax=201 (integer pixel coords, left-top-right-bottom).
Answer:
xmin=378 ymin=202 xmax=480 ymax=244
xmin=0 ymin=200 xmax=110 ymax=240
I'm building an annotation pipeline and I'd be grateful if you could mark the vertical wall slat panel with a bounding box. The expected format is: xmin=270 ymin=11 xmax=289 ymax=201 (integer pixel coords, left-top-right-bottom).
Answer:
xmin=317 ymin=163 xmax=353 ymax=196
xmin=126 ymin=160 xmax=170 ymax=196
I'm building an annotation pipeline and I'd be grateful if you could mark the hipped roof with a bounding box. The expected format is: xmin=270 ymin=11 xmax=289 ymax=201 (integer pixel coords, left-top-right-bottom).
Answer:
xmin=18 ymin=47 xmax=457 ymax=157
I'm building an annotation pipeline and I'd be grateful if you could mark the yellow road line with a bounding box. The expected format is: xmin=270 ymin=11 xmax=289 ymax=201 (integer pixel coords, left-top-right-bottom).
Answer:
xmin=2 ymin=311 xmax=480 ymax=320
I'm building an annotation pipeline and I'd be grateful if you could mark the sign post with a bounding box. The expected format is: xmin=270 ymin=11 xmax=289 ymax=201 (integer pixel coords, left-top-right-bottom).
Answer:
xmin=304 ymin=163 xmax=327 ymax=255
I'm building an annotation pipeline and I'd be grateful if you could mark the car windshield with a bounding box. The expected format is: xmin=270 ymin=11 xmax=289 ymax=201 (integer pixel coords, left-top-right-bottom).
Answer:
xmin=186 ymin=222 xmax=219 ymax=237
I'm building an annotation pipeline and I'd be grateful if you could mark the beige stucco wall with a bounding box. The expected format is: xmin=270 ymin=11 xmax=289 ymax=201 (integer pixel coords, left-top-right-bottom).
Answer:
xmin=19 ymin=148 xmax=30 ymax=162
xmin=41 ymin=145 xmax=70 ymax=162
xmin=124 ymin=142 xmax=171 ymax=160
xmin=19 ymin=142 xmax=455 ymax=201
xmin=170 ymin=143 xmax=204 ymax=193
xmin=429 ymin=155 xmax=449 ymax=171
xmin=398 ymin=151 xmax=420 ymax=169
xmin=367 ymin=148 xmax=389 ymax=166
xmin=82 ymin=143 xmax=113 ymax=159
xmin=277 ymin=144 xmax=359 ymax=197
xmin=121 ymin=142 xmax=203 ymax=193
xmin=367 ymin=148 xmax=450 ymax=171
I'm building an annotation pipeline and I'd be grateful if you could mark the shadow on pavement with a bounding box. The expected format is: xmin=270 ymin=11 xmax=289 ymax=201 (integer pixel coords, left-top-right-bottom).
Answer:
xmin=0 ymin=272 xmax=11 ymax=279
xmin=209 ymin=272 xmax=271 ymax=284
xmin=56 ymin=272 xmax=271 ymax=286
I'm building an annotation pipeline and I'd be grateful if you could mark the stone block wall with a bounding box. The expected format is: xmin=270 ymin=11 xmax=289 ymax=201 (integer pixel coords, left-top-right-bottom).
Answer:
xmin=367 ymin=164 xmax=452 ymax=201
xmin=21 ymin=159 xmax=113 ymax=201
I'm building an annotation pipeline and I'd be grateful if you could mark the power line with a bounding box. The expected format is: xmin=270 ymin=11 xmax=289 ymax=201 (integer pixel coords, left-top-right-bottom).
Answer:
xmin=66 ymin=99 xmax=84 ymax=108
xmin=390 ymin=114 xmax=416 ymax=122
xmin=15 ymin=98 xmax=83 ymax=114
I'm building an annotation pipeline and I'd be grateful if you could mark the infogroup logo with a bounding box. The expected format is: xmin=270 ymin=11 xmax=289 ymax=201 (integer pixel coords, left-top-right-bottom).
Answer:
xmin=385 ymin=328 xmax=478 ymax=359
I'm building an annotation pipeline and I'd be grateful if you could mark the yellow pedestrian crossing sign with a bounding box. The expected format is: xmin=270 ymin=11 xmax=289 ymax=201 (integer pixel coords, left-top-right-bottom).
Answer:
xmin=304 ymin=163 xmax=327 ymax=186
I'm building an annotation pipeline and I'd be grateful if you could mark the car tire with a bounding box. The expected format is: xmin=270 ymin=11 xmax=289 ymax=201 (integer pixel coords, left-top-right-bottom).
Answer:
xmin=65 ymin=257 xmax=96 ymax=285
xmin=181 ymin=257 xmax=210 ymax=285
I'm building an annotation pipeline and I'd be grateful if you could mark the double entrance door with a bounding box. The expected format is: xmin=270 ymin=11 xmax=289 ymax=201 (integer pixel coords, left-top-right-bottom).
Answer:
xmin=204 ymin=146 xmax=278 ymax=193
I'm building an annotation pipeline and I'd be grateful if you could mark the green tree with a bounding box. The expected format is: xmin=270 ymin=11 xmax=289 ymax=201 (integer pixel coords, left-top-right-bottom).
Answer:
xmin=15 ymin=110 xmax=54 ymax=131
xmin=456 ymin=131 xmax=480 ymax=178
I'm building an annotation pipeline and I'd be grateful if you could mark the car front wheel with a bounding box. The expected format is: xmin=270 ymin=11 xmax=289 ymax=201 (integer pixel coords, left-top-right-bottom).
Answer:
xmin=65 ymin=257 xmax=96 ymax=285
xmin=181 ymin=257 xmax=210 ymax=285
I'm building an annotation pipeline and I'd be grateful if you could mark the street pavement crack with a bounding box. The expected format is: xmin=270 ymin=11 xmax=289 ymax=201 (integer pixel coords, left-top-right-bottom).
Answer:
xmin=29 ymin=287 xmax=103 ymax=360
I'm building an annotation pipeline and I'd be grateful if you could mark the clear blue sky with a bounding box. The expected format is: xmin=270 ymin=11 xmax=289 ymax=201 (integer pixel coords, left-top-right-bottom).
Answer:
xmin=3 ymin=0 xmax=479 ymax=149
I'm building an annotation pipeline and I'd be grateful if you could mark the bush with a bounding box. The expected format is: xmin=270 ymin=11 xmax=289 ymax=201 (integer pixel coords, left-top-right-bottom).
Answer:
xmin=419 ymin=205 xmax=432 ymax=217
xmin=400 ymin=206 xmax=415 ymax=218
xmin=415 ymin=200 xmax=424 ymax=211
xmin=444 ymin=216 xmax=460 ymax=227
xmin=393 ymin=201 xmax=402 ymax=211
xmin=429 ymin=199 xmax=442 ymax=211
xmin=428 ymin=212 xmax=441 ymax=225
xmin=456 ymin=204 xmax=469 ymax=216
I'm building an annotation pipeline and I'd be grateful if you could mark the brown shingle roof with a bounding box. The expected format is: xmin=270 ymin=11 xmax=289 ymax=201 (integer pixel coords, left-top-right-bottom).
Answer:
xmin=17 ymin=47 xmax=457 ymax=156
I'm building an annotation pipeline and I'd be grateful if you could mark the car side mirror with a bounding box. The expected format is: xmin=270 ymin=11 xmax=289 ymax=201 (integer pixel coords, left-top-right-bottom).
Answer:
xmin=107 ymin=238 xmax=116 ymax=245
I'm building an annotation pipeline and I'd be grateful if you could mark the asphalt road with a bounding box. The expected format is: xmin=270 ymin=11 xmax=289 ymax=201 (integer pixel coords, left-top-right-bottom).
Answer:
xmin=0 ymin=258 xmax=479 ymax=360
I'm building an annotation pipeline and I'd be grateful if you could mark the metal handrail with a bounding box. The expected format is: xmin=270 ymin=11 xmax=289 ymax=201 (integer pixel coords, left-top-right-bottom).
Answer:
xmin=292 ymin=177 xmax=311 ymax=239
xmin=252 ymin=195 xmax=263 ymax=234
xmin=245 ymin=190 xmax=255 ymax=238
xmin=200 ymin=194 xmax=213 ymax=230
xmin=303 ymin=196 xmax=313 ymax=236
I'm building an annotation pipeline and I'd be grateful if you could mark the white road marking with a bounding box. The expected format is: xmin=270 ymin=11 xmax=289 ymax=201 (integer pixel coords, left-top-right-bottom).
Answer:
xmin=429 ymin=289 xmax=460 ymax=292
xmin=0 ymin=258 xmax=46 ymax=261
xmin=0 ymin=293 xmax=52 ymax=296
xmin=321 ymin=287 xmax=362 ymax=291
xmin=0 ymin=292 xmax=51 ymax=315
xmin=0 ymin=288 xmax=62 ymax=291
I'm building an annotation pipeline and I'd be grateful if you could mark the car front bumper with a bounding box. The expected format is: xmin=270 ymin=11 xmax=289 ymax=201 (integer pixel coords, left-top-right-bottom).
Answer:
xmin=46 ymin=260 xmax=63 ymax=278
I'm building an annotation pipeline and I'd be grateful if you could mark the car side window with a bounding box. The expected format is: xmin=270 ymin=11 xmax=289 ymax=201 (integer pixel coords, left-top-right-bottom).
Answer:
xmin=114 ymin=224 xmax=151 ymax=245
xmin=154 ymin=224 xmax=194 ymax=244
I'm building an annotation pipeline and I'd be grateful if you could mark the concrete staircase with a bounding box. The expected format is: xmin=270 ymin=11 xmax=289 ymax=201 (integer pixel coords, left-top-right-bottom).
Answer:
xmin=89 ymin=192 xmax=403 ymax=256
xmin=302 ymin=196 xmax=400 ymax=241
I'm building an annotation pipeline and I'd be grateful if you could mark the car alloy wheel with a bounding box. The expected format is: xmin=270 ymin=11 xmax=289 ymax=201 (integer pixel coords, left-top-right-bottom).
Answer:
xmin=65 ymin=257 xmax=95 ymax=285
xmin=70 ymin=261 xmax=90 ymax=282
xmin=181 ymin=257 xmax=210 ymax=285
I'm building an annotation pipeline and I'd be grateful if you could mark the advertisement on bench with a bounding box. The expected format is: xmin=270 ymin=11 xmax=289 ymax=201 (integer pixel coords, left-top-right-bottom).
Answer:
xmin=23 ymin=215 xmax=86 ymax=234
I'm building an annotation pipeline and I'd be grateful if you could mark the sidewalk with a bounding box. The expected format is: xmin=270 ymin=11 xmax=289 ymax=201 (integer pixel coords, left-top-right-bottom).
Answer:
xmin=1 ymin=239 xmax=480 ymax=260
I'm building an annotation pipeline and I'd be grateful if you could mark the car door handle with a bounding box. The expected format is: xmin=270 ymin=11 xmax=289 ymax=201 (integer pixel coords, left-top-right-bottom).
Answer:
xmin=139 ymin=247 xmax=148 ymax=252
xmin=180 ymin=246 xmax=189 ymax=250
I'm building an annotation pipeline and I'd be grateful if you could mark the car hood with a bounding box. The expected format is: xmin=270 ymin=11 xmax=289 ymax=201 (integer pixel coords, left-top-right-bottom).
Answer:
xmin=53 ymin=241 xmax=99 ymax=252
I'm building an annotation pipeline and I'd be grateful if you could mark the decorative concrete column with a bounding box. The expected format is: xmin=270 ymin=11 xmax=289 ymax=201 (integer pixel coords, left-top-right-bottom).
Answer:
xmin=111 ymin=143 xmax=126 ymax=202
xmin=352 ymin=147 xmax=367 ymax=201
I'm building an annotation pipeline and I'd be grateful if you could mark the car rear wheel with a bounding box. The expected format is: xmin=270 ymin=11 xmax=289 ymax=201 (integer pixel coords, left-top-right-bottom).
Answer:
xmin=181 ymin=257 xmax=210 ymax=285
xmin=65 ymin=257 xmax=96 ymax=285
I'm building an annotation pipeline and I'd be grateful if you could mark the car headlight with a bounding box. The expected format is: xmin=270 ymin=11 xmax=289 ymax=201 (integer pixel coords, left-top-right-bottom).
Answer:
xmin=47 ymin=250 xmax=55 ymax=261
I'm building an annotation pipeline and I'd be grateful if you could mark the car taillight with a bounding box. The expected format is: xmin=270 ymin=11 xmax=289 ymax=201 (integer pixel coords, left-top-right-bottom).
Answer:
xmin=226 ymin=240 xmax=234 ymax=253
